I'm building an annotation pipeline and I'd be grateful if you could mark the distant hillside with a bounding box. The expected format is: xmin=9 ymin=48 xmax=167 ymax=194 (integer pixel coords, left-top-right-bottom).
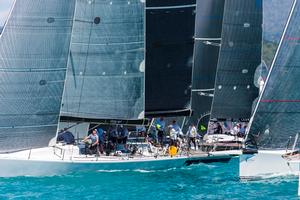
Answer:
xmin=262 ymin=40 xmax=278 ymax=69
xmin=262 ymin=0 xmax=293 ymax=68
xmin=263 ymin=0 xmax=293 ymax=42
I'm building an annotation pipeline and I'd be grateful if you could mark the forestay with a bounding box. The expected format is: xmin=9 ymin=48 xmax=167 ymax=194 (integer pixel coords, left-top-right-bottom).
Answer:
xmin=145 ymin=0 xmax=196 ymax=117
xmin=246 ymin=0 xmax=300 ymax=149
xmin=61 ymin=0 xmax=145 ymax=120
xmin=0 ymin=0 xmax=75 ymax=152
xmin=211 ymin=0 xmax=262 ymax=120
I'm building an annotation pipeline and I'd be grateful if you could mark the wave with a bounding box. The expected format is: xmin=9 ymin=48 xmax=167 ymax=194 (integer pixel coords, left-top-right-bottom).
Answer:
xmin=96 ymin=169 xmax=131 ymax=173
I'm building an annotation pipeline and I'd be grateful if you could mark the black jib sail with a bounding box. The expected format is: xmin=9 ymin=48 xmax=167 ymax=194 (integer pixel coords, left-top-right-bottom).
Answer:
xmin=184 ymin=0 xmax=225 ymax=134
xmin=145 ymin=0 xmax=196 ymax=117
xmin=0 ymin=0 xmax=75 ymax=152
xmin=245 ymin=0 xmax=300 ymax=149
xmin=211 ymin=0 xmax=263 ymax=120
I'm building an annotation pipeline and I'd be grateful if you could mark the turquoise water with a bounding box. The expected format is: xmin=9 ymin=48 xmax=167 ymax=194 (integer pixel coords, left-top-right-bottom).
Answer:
xmin=0 ymin=158 xmax=298 ymax=200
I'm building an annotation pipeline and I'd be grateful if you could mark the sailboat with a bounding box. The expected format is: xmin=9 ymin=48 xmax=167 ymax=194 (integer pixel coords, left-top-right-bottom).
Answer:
xmin=0 ymin=0 xmax=233 ymax=177
xmin=240 ymin=0 xmax=300 ymax=179
xmin=188 ymin=0 xmax=262 ymax=149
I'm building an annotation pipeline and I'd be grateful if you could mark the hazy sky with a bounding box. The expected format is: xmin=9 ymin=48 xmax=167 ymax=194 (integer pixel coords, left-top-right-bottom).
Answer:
xmin=0 ymin=0 xmax=14 ymax=26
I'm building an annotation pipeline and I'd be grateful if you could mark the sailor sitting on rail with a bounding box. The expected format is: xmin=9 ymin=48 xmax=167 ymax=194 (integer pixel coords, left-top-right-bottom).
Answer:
xmin=213 ymin=122 xmax=223 ymax=134
xmin=231 ymin=123 xmax=241 ymax=136
xmin=83 ymin=129 xmax=99 ymax=154
xmin=136 ymin=125 xmax=146 ymax=137
xmin=116 ymin=125 xmax=129 ymax=151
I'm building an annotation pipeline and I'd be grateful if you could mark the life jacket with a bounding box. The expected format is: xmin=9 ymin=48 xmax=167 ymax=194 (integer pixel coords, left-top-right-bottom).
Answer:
xmin=169 ymin=145 xmax=177 ymax=157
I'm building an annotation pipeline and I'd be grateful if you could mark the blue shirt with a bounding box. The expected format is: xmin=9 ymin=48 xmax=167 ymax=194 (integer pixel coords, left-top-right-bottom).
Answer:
xmin=117 ymin=127 xmax=129 ymax=137
xmin=154 ymin=118 xmax=165 ymax=131
xmin=136 ymin=125 xmax=146 ymax=133
xmin=240 ymin=127 xmax=246 ymax=134
xmin=168 ymin=124 xmax=181 ymax=133
xmin=97 ymin=128 xmax=105 ymax=143
xmin=87 ymin=134 xmax=98 ymax=144
xmin=110 ymin=128 xmax=118 ymax=137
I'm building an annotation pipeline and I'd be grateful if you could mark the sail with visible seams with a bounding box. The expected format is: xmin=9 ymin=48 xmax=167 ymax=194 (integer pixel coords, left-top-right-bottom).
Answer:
xmin=183 ymin=0 xmax=225 ymax=133
xmin=144 ymin=0 xmax=196 ymax=117
xmin=61 ymin=0 xmax=145 ymax=120
xmin=211 ymin=0 xmax=263 ymax=120
xmin=245 ymin=0 xmax=300 ymax=149
xmin=0 ymin=0 xmax=75 ymax=152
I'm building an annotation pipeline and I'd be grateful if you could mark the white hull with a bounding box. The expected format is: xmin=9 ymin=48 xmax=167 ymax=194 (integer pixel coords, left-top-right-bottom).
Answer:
xmin=240 ymin=150 xmax=299 ymax=179
xmin=0 ymin=145 xmax=236 ymax=177
xmin=205 ymin=134 xmax=243 ymax=143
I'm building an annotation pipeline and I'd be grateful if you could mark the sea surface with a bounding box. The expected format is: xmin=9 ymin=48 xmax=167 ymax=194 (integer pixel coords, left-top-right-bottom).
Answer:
xmin=0 ymin=157 xmax=298 ymax=200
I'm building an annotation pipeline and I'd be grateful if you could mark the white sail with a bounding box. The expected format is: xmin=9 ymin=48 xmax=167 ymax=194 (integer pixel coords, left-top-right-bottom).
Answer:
xmin=61 ymin=0 xmax=145 ymax=120
xmin=0 ymin=0 xmax=75 ymax=153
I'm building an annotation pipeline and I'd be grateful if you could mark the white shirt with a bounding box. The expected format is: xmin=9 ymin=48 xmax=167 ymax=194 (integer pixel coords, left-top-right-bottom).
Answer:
xmin=187 ymin=126 xmax=197 ymax=138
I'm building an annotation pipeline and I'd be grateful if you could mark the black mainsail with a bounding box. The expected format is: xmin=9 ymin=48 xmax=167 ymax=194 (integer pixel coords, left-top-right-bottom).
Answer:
xmin=184 ymin=0 xmax=224 ymax=133
xmin=211 ymin=0 xmax=263 ymax=120
xmin=0 ymin=0 xmax=75 ymax=152
xmin=245 ymin=0 xmax=300 ymax=149
xmin=145 ymin=0 xmax=196 ymax=117
xmin=61 ymin=0 xmax=145 ymax=121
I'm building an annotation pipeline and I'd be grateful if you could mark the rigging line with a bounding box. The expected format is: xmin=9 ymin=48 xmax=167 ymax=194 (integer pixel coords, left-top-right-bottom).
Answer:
xmin=203 ymin=41 xmax=221 ymax=47
xmin=245 ymin=0 xmax=298 ymax=138
xmin=146 ymin=4 xmax=196 ymax=10
xmin=74 ymin=19 xmax=93 ymax=23
xmin=260 ymin=99 xmax=300 ymax=103
xmin=69 ymin=51 xmax=77 ymax=88
xmin=192 ymin=89 xmax=214 ymax=92
xmin=76 ymin=5 xmax=95 ymax=116
xmin=58 ymin=0 xmax=78 ymax=132
xmin=72 ymin=41 xmax=143 ymax=46
xmin=0 ymin=0 xmax=16 ymax=40
xmin=197 ymin=92 xmax=214 ymax=97
xmin=181 ymin=117 xmax=186 ymax=130
xmin=0 ymin=112 xmax=60 ymax=116
xmin=255 ymin=111 xmax=300 ymax=114
xmin=89 ymin=123 xmax=105 ymax=132
xmin=195 ymin=38 xmax=222 ymax=41
xmin=292 ymin=133 xmax=299 ymax=151
xmin=59 ymin=122 xmax=82 ymax=133
xmin=0 ymin=68 xmax=67 ymax=72
xmin=0 ymin=124 xmax=57 ymax=129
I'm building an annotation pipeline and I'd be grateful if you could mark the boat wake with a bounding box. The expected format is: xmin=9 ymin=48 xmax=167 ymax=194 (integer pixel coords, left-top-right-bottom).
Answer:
xmin=241 ymin=173 xmax=297 ymax=184
xmin=96 ymin=167 xmax=178 ymax=174
xmin=96 ymin=169 xmax=131 ymax=173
